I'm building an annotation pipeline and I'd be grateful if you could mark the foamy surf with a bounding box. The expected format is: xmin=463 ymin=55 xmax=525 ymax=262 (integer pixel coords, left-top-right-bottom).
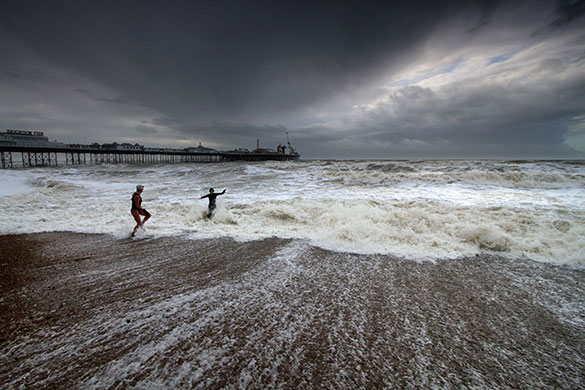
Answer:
xmin=2 ymin=233 xmax=584 ymax=389
xmin=0 ymin=160 xmax=584 ymax=267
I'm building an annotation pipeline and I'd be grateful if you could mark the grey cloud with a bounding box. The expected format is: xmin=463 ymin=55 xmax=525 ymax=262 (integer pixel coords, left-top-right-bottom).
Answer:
xmin=4 ymin=71 xmax=22 ymax=81
xmin=97 ymin=94 xmax=137 ymax=105
xmin=552 ymin=0 xmax=585 ymax=27
xmin=151 ymin=117 xmax=180 ymax=127
xmin=74 ymin=88 xmax=136 ymax=105
xmin=135 ymin=124 xmax=159 ymax=136
xmin=0 ymin=1 xmax=487 ymax=122
xmin=295 ymin=40 xmax=585 ymax=160
xmin=322 ymin=76 xmax=585 ymax=158
xmin=1 ymin=0 xmax=584 ymax=158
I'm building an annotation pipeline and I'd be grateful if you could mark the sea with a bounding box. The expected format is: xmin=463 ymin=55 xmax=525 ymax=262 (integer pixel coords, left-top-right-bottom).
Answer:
xmin=1 ymin=159 xmax=584 ymax=267
xmin=2 ymin=159 xmax=585 ymax=388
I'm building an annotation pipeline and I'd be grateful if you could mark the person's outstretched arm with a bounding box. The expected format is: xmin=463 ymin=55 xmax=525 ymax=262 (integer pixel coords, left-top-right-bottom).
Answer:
xmin=220 ymin=189 xmax=226 ymax=195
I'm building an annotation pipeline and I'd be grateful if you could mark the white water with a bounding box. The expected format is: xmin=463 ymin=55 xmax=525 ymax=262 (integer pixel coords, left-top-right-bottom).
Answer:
xmin=1 ymin=160 xmax=584 ymax=266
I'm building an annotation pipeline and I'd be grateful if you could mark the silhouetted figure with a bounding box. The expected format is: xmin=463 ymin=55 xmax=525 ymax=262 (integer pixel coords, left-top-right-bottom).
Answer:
xmin=200 ymin=187 xmax=226 ymax=218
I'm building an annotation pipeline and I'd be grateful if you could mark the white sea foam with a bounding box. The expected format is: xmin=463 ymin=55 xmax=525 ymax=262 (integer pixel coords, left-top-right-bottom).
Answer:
xmin=0 ymin=169 xmax=38 ymax=196
xmin=1 ymin=160 xmax=584 ymax=266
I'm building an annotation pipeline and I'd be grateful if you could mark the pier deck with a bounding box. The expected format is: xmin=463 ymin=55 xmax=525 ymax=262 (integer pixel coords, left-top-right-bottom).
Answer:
xmin=0 ymin=146 xmax=300 ymax=169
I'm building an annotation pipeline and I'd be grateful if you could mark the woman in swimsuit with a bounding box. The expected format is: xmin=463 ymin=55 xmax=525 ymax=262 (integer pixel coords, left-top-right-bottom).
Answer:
xmin=131 ymin=184 xmax=151 ymax=236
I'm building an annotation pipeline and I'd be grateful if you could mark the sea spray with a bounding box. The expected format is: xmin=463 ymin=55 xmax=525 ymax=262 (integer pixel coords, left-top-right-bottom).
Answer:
xmin=1 ymin=160 xmax=584 ymax=266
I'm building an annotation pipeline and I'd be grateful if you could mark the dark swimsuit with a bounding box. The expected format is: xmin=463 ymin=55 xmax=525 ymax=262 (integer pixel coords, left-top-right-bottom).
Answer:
xmin=131 ymin=192 xmax=150 ymax=216
xmin=203 ymin=193 xmax=219 ymax=211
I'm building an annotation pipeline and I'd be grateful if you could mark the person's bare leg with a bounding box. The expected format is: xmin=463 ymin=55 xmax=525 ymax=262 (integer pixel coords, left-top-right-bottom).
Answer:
xmin=132 ymin=211 xmax=142 ymax=235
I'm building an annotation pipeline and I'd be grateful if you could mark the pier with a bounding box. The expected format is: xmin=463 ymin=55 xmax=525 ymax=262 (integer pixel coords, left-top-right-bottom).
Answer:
xmin=0 ymin=146 xmax=299 ymax=169
xmin=0 ymin=129 xmax=300 ymax=169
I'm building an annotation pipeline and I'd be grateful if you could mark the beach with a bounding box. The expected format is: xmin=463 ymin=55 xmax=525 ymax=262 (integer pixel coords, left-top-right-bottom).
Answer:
xmin=3 ymin=0 xmax=585 ymax=386
xmin=1 ymin=232 xmax=584 ymax=389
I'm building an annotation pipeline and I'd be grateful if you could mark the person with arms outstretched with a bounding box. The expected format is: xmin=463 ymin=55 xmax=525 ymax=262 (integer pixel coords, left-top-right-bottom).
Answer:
xmin=131 ymin=184 xmax=151 ymax=236
xmin=200 ymin=187 xmax=226 ymax=218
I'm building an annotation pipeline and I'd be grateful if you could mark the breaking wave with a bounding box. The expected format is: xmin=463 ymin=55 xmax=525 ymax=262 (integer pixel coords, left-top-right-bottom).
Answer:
xmin=319 ymin=160 xmax=585 ymax=189
xmin=197 ymin=198 xmax=585 ymax=266
xmin=1 ymin=160 xmax=584 ymax=267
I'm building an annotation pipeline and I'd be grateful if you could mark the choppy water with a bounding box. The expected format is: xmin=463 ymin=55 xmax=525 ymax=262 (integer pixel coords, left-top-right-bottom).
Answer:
xmin=1 ymin=160 xmax=584 ymax=266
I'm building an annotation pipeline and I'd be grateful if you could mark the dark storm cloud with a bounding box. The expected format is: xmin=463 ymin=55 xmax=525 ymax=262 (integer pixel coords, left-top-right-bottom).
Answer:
xmin=551 ymin=0 xmax=585 ymax=27
xmin=1 ymin=0 xmax=584 ymax=158
xmin=301 ymin=48 xmax=585 ymax=159
xmin=4 ymin=71 xmax=22 ymax=81
xmin=1 ymin=1 xmax=473 ymax=118
xmin=135 ymin=124 xmax=159 ymax=136
xmin=75 ymin=88 xmax=137 ymax=105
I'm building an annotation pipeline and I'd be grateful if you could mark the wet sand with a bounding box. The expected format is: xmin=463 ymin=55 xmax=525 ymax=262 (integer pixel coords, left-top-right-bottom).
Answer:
xmin=1 ymin=232 xmax=584 ymax=389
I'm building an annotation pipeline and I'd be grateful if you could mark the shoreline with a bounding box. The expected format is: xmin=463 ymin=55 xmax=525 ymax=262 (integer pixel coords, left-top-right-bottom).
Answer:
xmin=1 ymin=232 xmax=584 ymax=389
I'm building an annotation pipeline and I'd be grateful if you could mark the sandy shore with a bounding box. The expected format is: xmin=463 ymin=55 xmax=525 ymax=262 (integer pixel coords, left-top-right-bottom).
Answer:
xmin=1 ymin=232 xmax=584 ymax=389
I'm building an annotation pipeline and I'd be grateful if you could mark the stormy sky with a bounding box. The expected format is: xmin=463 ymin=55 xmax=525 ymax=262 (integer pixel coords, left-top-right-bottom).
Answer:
xmin=1 ymin=0 xmax=584 ymax=159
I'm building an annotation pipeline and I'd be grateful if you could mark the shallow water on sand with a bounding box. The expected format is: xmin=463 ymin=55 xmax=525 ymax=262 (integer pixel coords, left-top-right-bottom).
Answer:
xmin=1 ymin=233 xmax=584 ymax=389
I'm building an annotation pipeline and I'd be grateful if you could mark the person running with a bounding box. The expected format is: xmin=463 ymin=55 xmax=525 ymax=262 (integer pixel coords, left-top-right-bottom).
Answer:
xmin=131 ymin=184 xmax=151 ymax=236
xmin=200 ymin=187 xmax=226 ymax=218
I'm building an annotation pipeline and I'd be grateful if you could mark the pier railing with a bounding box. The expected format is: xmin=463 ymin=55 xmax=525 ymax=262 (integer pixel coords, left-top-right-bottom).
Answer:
xmin=0 ymin=145 xmax=299 ymax=169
